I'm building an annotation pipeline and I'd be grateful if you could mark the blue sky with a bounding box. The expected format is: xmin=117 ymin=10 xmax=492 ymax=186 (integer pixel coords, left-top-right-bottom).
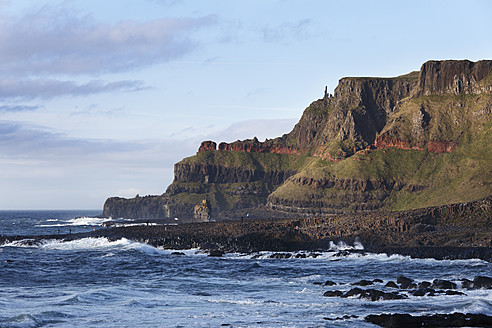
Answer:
xmin=1 ymin=0 xmax=491 ymax=209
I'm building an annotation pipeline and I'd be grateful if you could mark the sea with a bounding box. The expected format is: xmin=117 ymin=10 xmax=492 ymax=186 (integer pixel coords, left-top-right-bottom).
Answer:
xmin=0 ymin=210 xmax=491 ymax=328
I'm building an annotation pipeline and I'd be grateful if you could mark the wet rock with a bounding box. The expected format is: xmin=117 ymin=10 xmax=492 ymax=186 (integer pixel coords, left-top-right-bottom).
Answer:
xmin=360 ymin=289 xmax=406 ymax=301
xmin=373 ymin=279 xmax=383 ymax=283
xmin=366 ymin=313 xmax=418 ymax=327
xmin=411 ymin=289 xmax=426 ymax=296
xmin=473 ymin=276 xmax=492 ymax=289
xmin=396 ymin=276 xmax=413 ymax=289
xmin=352 ymin=279 xmax=373 ymax=286
xmin=323 ymin=280 xmax=336 ymax=286
xmin=418 ymin=281 xmax=431 ymax=289
xmin=323 ymin=290 xmax=343 ymax=297
xmin=295 ymin=253 xmax=306 ymax=258
xmin=385 ymin=281 xmax=399 ymax=288
xmin=342 ymin=287 xmax=364 ymax=298
xmin=269 ymin=252 xmax=292 ymax=259
xmin=365 ymin=312 xmax=492 ymax=328
xmin=445 ymin=290 xmax=466 ymax=296
xmin=171 ymin=252 xmax=185 ymax=256
xmin=431 ymin=279 xmax=457 ymax=289
xmin=208 ymin=249 xmax=224 ymax=257
xmin=461 ymin=278 xmax=474 ymax=289
xmin=313 ymin=282 xmax=323 ymax=285
xmin=324 ymin=314 xmax=357 ymax=320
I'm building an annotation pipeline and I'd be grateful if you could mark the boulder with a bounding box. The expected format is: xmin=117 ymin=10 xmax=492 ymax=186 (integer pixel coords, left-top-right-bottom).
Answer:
xmin=208 ymin=249 xmax=224 ymax=257
xmin=396 ymin=276 xmax=413 ymax=289
xmin=323 ymin=290 xmax=343 ymax=297
xmin=473 ymin=276 xmax=492 ymax=289
xmin=418 ymin=281 xmax=431 ymax=289
xmin=323 ymin=280 xmax=337 ymax=286
xmin=431 ymin=279 xmax=457 ymax=289
xmin=385 ymin=281 xmax=399 ymax=288
xmin=352 ymin=279 xmax=374 ymax=286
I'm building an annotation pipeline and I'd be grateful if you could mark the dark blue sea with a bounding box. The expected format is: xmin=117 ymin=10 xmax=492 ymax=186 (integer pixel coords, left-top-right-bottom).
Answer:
xmin=0 ymin=210 xmax=491 ymax=327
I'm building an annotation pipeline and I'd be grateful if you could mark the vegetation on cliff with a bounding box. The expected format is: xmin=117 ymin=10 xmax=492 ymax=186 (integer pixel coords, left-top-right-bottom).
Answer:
xmin=103 ymin=59 xmax=492 ymax=220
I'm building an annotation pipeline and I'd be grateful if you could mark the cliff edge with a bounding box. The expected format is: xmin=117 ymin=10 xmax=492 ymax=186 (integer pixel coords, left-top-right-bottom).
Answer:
xmin=103 ymin=59 xmax=492 ymax=220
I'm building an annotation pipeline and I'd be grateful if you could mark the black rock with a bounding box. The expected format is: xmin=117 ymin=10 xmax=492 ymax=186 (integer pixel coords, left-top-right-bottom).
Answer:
xmin=295 ymin=253 xmax=306 ymax=258
xmin=342 ymin=287 xmax=364 ymax=298
xmin=366 ymin=313 xmax=492 ymax=327
xmin=411 ymin=289 xmax=426 ymax=296
xmin=360 ymin=289 xmax=406 ymax=301
xmin=385 ymin=281 xmax=399 ymax=288
xmin=269 ymin=252 xmax=292 ymax=259
xmin=461 ymin=278 xmax=474 ymax=289
xmin=473 ymin=276 xmax=492 ymax=289
xmin=396 ymin=276 xmax=413 ymax=289
xmin=323 ymin=290 xmax=343 ymax=297
xmin=418 ymin=281 xmax=431 ymax=289
xmin=208 ymin=249 xmax=224 ymax=257
xmin=323 ymin=280 xmax=336 ymax=286
xmin=366 ymin=313 xmax=418 ymax=327
xmin=373 ymin=278 xmax=383 ymax=283
xmin=171 ymin=252 xmax=185 ymax=256
xmin=431 ymin=279 xmax=457 ymax=289
xmin=445 ymin=290 xmax=466 ymax=296
xmin=352 ymin=279 xmax=374 ymax=286
xmin=313 ymin=282 xmax=323 ymax=285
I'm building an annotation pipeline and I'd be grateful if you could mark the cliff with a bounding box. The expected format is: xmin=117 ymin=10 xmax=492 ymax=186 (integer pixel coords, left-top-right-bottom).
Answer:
xmin=103 ymin=59 xmax=492 ymax=220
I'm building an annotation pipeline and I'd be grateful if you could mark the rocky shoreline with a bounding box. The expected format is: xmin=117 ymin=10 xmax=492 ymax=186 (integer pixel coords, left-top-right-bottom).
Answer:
xmin=1 ymin=209 xmax=491 ymax=262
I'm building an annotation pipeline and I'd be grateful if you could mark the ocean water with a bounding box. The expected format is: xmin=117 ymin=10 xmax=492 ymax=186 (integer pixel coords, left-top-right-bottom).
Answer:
xmin=0 ymin=211 xmax=491 ymax=328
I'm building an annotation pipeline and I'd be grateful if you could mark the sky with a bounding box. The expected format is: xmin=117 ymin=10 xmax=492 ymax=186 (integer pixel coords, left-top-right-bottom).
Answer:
xmin=0 ymin=0 xmax=491 ymax=210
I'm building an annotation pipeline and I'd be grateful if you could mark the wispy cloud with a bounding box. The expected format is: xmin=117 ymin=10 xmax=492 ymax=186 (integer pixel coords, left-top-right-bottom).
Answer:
xmin=262 ymin=19 xmax=314 ymax=44
xmin=0 ymin=5 xmax=217 ymax=76
xmin=0 ymin=120 xmax=196 ymax=165
xmin=0 ymin=4 xmax=216 ymax=100
xmin=0 ymin=78 xmax=148 ymax=100
xmin=0 ymin=104 xmax=41 ymax=112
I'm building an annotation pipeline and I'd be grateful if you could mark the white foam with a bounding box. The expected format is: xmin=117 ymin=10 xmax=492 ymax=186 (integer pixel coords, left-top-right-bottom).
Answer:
xmin=37 ymin=237 xmax=132 ymax=251
xmin=1 ymin=239 xmax=37 ymax=248
xmin=67 ymin=217 xmax=107 ymax=226
xmin=328 ymin=240 xmax=364 ymax=251
xmin=36 ymin=216 xmax=108 ymax=228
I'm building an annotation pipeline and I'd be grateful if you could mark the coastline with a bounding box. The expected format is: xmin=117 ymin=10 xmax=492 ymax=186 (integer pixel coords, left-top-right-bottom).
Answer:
xmin=2 ymin=211 xmax=491 ymax=261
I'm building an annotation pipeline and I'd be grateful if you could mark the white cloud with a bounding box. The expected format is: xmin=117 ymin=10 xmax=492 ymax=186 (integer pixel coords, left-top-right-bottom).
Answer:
xmin=0 ymin=78 xmax=147 ymax=99
xmin=0 ymin=5 xmax=217 ymax=76
xmin=0 ymin=104 xmax=41 ymax=112
xmin=206 ymin=118 xmax=297 ymax=143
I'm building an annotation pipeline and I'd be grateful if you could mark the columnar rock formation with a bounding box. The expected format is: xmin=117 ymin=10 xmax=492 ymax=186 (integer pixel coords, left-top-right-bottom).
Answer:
xmin=103 ymin=59 xmax=492 ymax=220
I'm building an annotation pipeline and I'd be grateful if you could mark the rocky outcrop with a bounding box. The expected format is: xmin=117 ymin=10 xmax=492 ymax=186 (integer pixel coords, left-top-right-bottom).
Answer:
xmin=102 ymin=59 xmax=492 ymax=220
xmin=415 ymin=60 xmax=492 ymax=96
xmin=217 ymin=137 xmax=300 ymax=155
xmin=170 ymin=162 xmax=296 ymax=186
xmin=198 ymin=138 xmax=300 ymax=155
xmin=198 ymin=141 xmax=217 ymax=152
xmin=102 ymin=194 xmax=191 ymax=220
xmin=285 ymin=73 xmax=419 ymax=151
xmin=194 ymin=199 xmax=211 ymax=221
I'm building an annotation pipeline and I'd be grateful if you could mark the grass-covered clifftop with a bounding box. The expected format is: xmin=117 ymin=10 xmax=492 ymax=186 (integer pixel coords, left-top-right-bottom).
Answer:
xmin=103 ymin=59 xmax=492 ymax=220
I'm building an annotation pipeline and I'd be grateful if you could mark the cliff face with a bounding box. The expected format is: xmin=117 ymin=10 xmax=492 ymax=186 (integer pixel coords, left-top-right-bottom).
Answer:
xmin=286 ymin=73 xmax=418 ymax=152
xmin=103 ymin=59 xmax=492 ymax=220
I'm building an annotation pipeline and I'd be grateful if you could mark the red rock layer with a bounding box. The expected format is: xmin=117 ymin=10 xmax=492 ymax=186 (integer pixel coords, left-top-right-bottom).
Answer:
xmin=312 ymin=146 xmax=345 ymax=162
xmin=372 ymin=135 xmax=458 ymax=153
xmin=198 ymin=141 xmax=217 ymax=152
xmin=427 ymin=140 xmax=459 ymax=153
